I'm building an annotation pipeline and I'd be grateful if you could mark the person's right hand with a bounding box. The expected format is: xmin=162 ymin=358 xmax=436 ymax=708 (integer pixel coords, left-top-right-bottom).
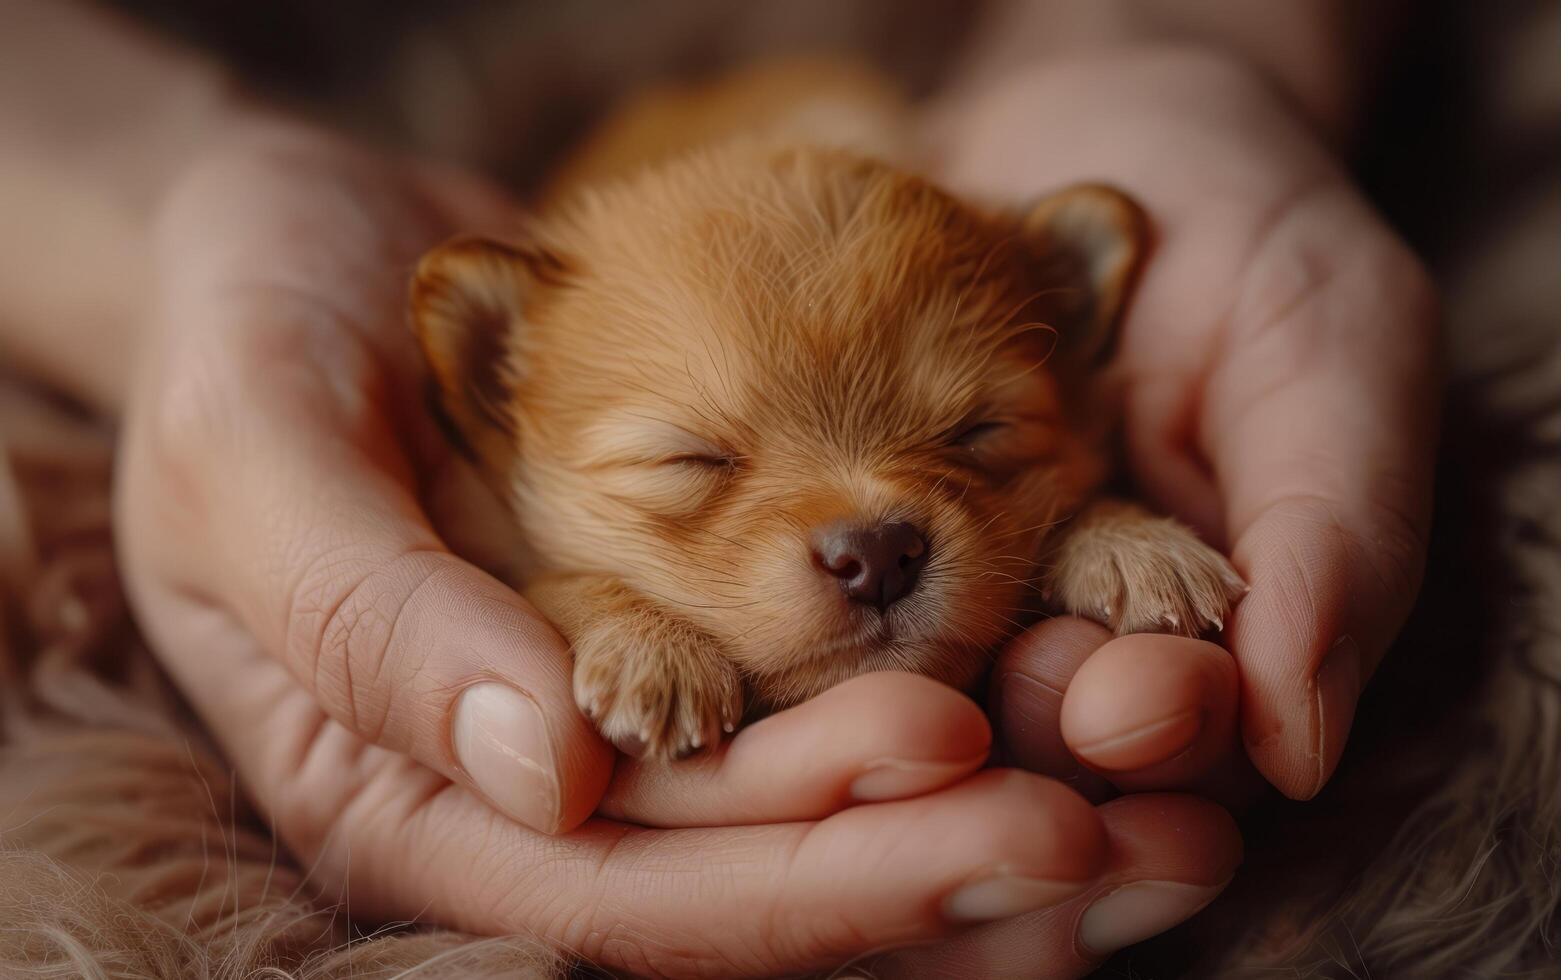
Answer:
xmin=113 ymin=117 xmax=1241 ymax=975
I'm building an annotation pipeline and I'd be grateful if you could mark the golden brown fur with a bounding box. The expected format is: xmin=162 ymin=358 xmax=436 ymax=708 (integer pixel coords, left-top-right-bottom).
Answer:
xmin=6 ymin=10 xmax=1560 ymax=976
xmin=413 ymin=70 xmax=1243 ymax=758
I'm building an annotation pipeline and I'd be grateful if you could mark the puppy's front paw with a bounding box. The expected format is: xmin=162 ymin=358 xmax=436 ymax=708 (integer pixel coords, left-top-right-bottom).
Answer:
xmin=1048 ymin=502 xmax=1247 ymax=637
xmin=571 ymin=622 xmax=744 ymax=761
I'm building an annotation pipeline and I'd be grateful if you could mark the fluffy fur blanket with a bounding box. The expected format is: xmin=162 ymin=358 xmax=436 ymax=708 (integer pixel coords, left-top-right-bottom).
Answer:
xmin=4 ymin=2 xmax=1561 ymax=976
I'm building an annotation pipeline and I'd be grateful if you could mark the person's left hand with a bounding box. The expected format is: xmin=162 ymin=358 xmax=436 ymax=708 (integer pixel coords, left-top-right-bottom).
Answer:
xmin=871 ymin=46 xmax=1444 ymax=972
xmin=925 ymin=45 xmax=1441 ymax=807
xmin=861 ymin=614 xmax=1243 ymax=977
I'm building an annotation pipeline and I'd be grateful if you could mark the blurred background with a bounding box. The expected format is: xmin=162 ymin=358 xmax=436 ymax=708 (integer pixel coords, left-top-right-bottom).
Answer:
xmin=111 ymin=0 xmax=978 ymax=188
xmin=102 ymin=0 xmax=1561 ymax=389
xmin=9 ymin=0 xmax=1561 ymax=975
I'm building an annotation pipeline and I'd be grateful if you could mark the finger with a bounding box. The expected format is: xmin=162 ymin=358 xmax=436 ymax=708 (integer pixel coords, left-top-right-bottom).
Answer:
xmin=1201 ymin=195 xmax=1440 ymax=798
xmin=602 ymin=672 xmax=991 ymax=827
xmin=873 ymin=794 xmax=1242 ymax=977
xmin=991 ymin=616 xmax=1115 ymax=800
xmin=167 ymin=622 xmax=1111 ymax=978
xmin=997 ymin=623 xmax=1254 ymax=803
xmin=1059 ymin=634 xmax=1254 ymax=800
xmin=1120 ymin=372 xmax=1228 ymax=546
xmin=123 ymin=324 xmax=613 ymax=835
xmin=488 ymin=772 xmax=1105 ymax=975
xmin=356 ymin=771 xmax=1111 ymax=976
xmin=128 ymin=141 xmax=617 ymax=832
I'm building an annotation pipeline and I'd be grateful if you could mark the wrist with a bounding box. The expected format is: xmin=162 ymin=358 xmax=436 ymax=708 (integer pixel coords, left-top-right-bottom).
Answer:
xmin=0 ymin=5 xmax=256 ymax=412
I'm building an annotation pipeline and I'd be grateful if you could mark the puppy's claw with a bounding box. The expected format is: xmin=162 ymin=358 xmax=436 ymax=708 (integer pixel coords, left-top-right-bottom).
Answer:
xmin=571 ymin=622 xmax=744 ymax=762
xmin=1049 ymin=504 xmax=1244 ymax=639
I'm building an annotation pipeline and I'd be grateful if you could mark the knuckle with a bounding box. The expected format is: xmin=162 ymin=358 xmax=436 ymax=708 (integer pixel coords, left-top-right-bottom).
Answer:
xmin=137 ymin=315 xmax=322 ymax=475
xmin=140 ymin=335 xmax=250 ymax=470
xmin=1232 ymin=187 xmax=1442 ymax=366
xmin=143 ymin=280 xmax=391 ymax=468
xmin=1255 ymin=491 xmax=1429 ymax=627
xmin=494 ymin=865 xmax=748 ymax=977
xmin=284 ymin=547 xmax=446 ymax=745
xmin=262 ymin=736 xmax=352 ymax=868
xmin=1233 ymin=185 xmax=1339 ymax=330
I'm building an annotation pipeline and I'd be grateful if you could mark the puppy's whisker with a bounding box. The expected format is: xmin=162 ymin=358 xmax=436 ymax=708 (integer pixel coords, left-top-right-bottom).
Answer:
xmin=423 ymin=136 xmax=1151 ymax=753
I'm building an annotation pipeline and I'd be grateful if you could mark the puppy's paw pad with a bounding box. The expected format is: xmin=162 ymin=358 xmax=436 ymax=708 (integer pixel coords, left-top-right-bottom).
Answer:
xmin=572 ymin=633 xmax=743 ymax=761
xmin=1051 ymin=517 xmax=1246 ymax=637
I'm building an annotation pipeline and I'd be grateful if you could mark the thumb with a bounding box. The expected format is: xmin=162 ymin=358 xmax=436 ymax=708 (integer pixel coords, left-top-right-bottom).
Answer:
xmin=125 ymin=322 xmax=613 ymax=834
xmin=1203 ymin=205 xmax=1439 ymax=798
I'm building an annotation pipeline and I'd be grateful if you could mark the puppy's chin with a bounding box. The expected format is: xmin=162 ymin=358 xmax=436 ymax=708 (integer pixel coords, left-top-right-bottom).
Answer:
xmin=732 ymin=601 xmax=1007 ymax=709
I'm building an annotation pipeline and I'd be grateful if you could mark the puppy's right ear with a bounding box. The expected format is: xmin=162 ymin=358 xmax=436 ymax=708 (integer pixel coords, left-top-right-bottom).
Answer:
xmin=411 ymin=237 xmax=551 ymax=470
xmin=1020 ymin=184 xmax=1149 ymax=368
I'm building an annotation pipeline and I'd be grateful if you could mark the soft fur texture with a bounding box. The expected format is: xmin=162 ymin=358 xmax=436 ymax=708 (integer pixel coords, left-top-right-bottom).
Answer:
xmin=412 ymin=64 xmax=1243 ymax=759
xmin=414 ymin=127 xmax=1241 ymax=758
xmin=6 ymin=1 xmax=1561 ymax=976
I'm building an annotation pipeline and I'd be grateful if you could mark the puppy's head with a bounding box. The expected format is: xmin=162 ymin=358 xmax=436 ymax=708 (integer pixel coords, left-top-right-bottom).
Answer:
xmin=413 ymin=148 xmax=1145 ymax=707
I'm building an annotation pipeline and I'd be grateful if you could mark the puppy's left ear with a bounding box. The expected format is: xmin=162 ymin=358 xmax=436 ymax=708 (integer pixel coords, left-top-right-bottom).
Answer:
xmin=411 ymin=236 xmax=559 ymax=473
xmin=1021 ymin=184 xmax=1149 ymax=366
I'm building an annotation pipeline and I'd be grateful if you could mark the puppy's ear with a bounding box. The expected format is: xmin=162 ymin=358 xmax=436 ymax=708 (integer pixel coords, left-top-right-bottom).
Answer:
xmin=411 ymin=237 xmax=557 ymax=470
xmin=1021 ymin=184 xmax=1148 ymax=367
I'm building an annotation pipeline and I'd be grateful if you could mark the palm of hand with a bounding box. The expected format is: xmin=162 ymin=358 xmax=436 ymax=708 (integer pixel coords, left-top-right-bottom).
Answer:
xmin=114 ymin=120 xmax=1243 ymax=978
xmin=935 ymin=48 xmax=1437 ymax=801
xmin=115 ymin=45 xmax=1438 ymax=967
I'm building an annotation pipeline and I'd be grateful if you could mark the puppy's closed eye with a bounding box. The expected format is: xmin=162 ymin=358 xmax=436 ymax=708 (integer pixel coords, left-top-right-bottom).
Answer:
xmin=412 ymin=124 xmax=1243 ymax=761
xmin=942 ymin=414 xmax=1064 ymax=483
xmin=562 ymin=420 xmax=739 ymax=515
xmin=950 ymin=419 xmax=1009 ymax=448
xmin=662 ymin=450 xmax=738 ymax=469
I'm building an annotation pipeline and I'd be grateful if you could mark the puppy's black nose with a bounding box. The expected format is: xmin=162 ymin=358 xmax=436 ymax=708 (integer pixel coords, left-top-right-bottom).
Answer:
xmin=812 ymin=520 xmax=928 ymax=609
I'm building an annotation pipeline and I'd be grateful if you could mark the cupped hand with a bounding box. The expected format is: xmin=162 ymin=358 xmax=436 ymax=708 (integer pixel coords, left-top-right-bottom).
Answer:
xmin=930 ymin=45 xmax=1441 ymax=800
xmin=868 ymin=618 xmax=1245 ymax=978
xmin=114 ymin=118 xmax=1232 ymax=974
xmin=993 ymin=617 xmax=1255 ymax=805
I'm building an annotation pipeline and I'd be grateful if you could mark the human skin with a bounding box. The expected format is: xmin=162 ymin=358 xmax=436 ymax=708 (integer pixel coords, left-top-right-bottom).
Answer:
xmin=933 ymin=2 xmax=1440 ymax=811
xmin=110 ymin=116 xmax=1244 ymax=976
xmin=868 ymin=16 xmax=1440 ymax=968
xmin=0 ymin=4 xmax=1242 ymax=972
xmin=0 ymin=0 xmax=1432 ymax=975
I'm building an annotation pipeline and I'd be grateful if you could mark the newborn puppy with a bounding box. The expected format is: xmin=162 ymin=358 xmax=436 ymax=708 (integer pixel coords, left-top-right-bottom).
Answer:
xmin=412 ymin=142 xmax=1244 ymax=759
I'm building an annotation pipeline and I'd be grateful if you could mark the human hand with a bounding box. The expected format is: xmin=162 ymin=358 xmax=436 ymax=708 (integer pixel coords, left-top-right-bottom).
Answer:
xmin=866 ymin=617 xmax=1243 ymax=977
xmin=114 ymin=118 xmax=1225 ymax=974
xmin=928 ymin=45 xmax=1440 ymax=800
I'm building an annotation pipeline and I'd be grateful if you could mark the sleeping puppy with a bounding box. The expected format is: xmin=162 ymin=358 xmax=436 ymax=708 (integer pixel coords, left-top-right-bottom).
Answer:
xmin=412 ymin=135 xmax=1244 ymax=760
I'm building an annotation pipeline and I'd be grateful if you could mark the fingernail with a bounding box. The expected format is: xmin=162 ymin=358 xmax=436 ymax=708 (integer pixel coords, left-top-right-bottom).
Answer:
xmin=1077 ymin=880 xmax=1226 ymax=954
xmin=1310 ymin=635 xmax=1362 ymax=798
xmin=1070 ymin=709 xmax=1203 ymax=773
xmin=943 ymin=870 xmax=1089 ymax=923
xmin=452 ymin=683 xmax=559 ymax=833
xmin=850 ymin=754 xmax=986 ymax=802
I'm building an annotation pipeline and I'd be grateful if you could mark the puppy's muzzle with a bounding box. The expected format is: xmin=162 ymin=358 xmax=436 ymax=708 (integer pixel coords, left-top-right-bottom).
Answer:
xmin=811 ymin=520 xmax=928 ymax=610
